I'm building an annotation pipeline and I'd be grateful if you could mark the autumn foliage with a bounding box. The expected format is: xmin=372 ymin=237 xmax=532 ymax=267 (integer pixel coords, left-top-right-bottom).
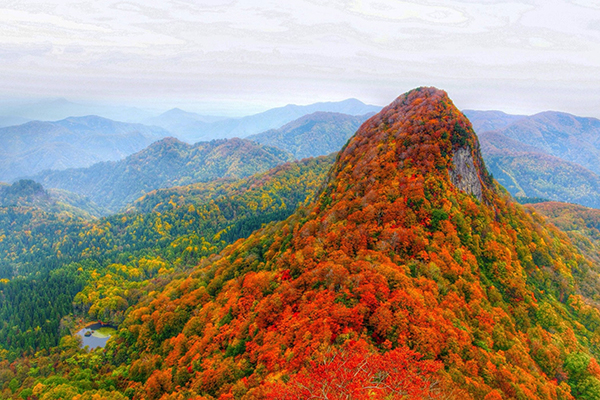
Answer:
xmin=5 ymin=87 xmax=600 ymax=399
xmin=266 ymin=340 xmax=442 ymax=399
xmin=108 ymin=88 xmax=599 ymax=399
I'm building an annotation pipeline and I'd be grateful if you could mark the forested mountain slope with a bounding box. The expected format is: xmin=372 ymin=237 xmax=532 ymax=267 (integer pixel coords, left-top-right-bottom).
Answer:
xmin=0 ymin=180 xmax=50 ymax=208
xmin=31 ymin=137 xmax=294 ymax=213
xmin=496 ymin=112 xmax=600 ymax=176
xmin=0 ymin=156 xmax=332 ymax=363
xmin=127 ymin=155 xmax=335 ymax=216
xmin=92 ymin=87 xmax=600 ymax=399
xmin=246 ymin=111 xmax=373 ymax=159
xmin=0 ymin=116 xmax=168 ymax=181
xmin=479 ymin=131 xmax=600 ymax=208
xmin=0 ymin=179 xmax=105 ymax=218
xmin=528 ymin=202 xmax=600 ymax=266
xmin=466 ymin=112 xmax=600 ymax=209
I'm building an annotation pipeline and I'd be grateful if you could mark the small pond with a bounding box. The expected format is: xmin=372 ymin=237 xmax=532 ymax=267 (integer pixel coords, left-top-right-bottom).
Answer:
xmin=76 ymin=323 xmax=117 ymax=350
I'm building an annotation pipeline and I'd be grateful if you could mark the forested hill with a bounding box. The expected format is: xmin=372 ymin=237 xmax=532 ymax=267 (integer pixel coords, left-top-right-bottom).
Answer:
xmin=31 ymin=137 xmax=294 ymax=213
xmin=246 ymin=111 xmax=373 ymax=159
xmin=523 ymin=201 xmax=600 ymax=303
xmin=0 ymin=179 xmax=105 ymax=218
xmin=480 ymin=131 xmax=600 ymax=209
xmin=0 ymin=115 xmax=168 ymax=181
xmin=0 ymin=180 xmax=50 ymax=207
xmin=127 ymin=154 xmax=335 ymax=216
xmin=0 ymin=155 xmax=332 ymax=363
xmin=472 ymin=111 xmax=600 ymax=208
xmin=17 ymin=87 xmax=598 ymax=399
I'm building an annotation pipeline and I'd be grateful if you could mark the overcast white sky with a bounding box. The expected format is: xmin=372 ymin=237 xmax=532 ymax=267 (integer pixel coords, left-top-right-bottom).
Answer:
xmin=1 ymin=0 xmax=599 ymax=116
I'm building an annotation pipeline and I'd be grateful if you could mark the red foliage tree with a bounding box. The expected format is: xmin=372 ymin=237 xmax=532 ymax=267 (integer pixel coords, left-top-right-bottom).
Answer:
xmin=267 ymin=340 xmax=443 ymax=399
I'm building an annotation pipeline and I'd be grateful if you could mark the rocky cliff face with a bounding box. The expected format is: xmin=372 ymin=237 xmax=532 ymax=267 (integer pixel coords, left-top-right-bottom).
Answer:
xmin=450 ymin=147 xmax=483 ymax=201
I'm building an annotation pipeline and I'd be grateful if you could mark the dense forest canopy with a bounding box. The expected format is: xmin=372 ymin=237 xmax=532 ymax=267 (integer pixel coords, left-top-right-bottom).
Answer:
xmin=0 ymin=156 xmax=333 ymax=363
xmin=2 ymin=88 xmax=600 ymax=399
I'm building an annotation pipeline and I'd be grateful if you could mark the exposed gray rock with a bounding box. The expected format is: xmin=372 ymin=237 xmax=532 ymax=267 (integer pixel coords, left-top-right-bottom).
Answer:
xmin=450 ymin=147 xmax=483 ymax=201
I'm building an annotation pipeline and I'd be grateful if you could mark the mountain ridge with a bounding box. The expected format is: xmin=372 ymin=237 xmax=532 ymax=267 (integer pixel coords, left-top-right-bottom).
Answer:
xmin=497 ymin=111 xmax=600 ymax=176
xmin=246 ymin=111 xmax=374 ymax=159
xmin=473 ymin=111 xmax=600 ymax=208
xmin=463 ymin=109 xmax=526 ymax=133
xmin=0 ymin=115 xmax=169 ymax=181
xmin=31 ymin=136 xmax=294 ymax=212
xmin=0 ymin=98 xmax=158 ymax=123
xmin=148 ymin=98 xmax=381 ymax=142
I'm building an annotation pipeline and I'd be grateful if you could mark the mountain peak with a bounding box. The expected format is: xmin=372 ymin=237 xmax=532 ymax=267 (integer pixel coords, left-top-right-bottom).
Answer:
xmin=161 ymin=107 xmax=195 ymax=117
xmin=326 ymin=87 xmax=492 ymax=209
xmin=58 ymin=114 xmax=113 ymax=124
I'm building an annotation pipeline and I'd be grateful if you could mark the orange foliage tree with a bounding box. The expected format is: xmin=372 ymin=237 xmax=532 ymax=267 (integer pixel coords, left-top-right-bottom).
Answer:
xmin=267 ymin=340 xmax=443 ymax=400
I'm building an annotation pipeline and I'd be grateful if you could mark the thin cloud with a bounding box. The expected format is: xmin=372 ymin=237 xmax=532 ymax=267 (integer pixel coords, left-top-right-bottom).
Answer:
xmin=0 ymin=0 xmax=599 ymax=117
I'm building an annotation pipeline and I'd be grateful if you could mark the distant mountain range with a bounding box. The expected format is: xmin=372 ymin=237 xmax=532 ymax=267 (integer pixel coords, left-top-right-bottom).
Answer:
xmin=144 ymin=108 xmax=228 ymax=138
xmin=246 ymin=111 xmax=374 ymax=159
xmin=0 ymin=98 xmax=158 ymax=123
xmin=0 ymin=97 xmax=381 ymax=143
xmin=0 ymin=115 xmax=169 ymax=182
xmin=496 ymin=111 xmax=600 ymax=175
xmin=4 ymin=108 xmax=375 ymax=214
xmin=467 ymin=110 xmax=600 ymax=209
xmin=0 ymin=116 xmax=30 ymax=128
xmin=462 ymin=110 xmax=525 ymax=133
xmin=5 ymin=97 xmax=600 ymax=211
xmin=147 ymin=98 xmax=381 ymax=142
xmin=31 ymin=137 xmax=293 ymax=212
xmin=0 ymin=98 xmax=380 ymax=183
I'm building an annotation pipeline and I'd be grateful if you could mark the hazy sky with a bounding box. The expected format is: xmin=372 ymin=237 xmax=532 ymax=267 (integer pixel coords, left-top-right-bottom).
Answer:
xmin=1 ymin=0 xmax=600 ymax=116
